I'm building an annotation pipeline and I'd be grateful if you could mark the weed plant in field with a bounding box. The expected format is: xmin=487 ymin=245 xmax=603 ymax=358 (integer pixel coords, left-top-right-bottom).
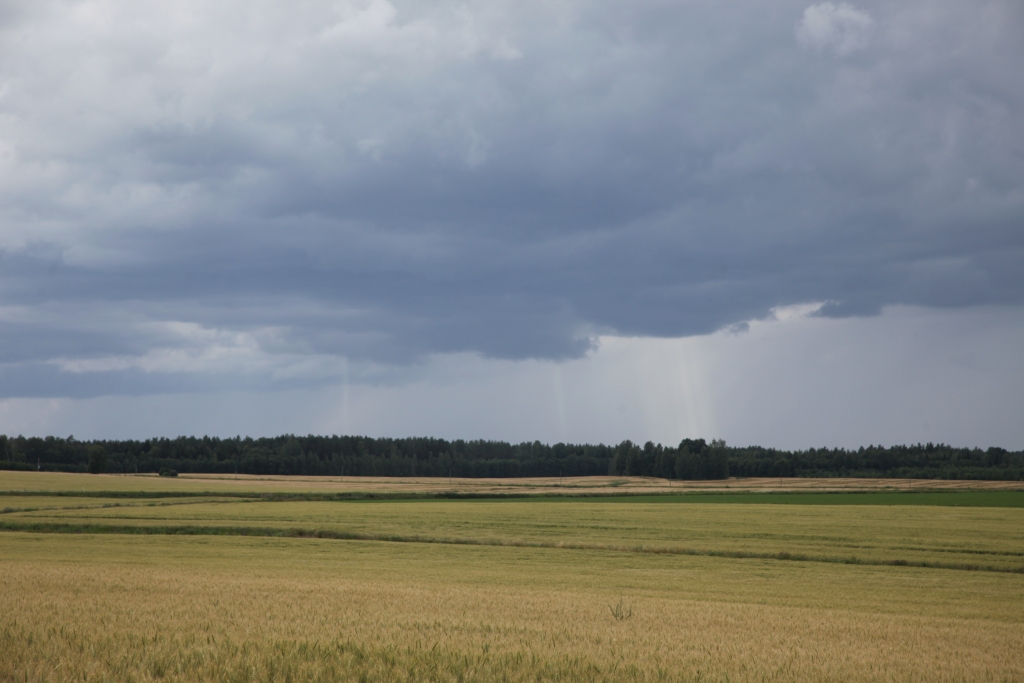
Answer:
xmin=609 ymin=597 xmax=633 ymax=621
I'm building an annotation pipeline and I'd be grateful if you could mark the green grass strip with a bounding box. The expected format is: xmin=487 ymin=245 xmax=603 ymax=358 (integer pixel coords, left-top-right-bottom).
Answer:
xmin=584 ymin=491 xmax=1024 ymax=506
xmin=0 ymin=497 xmax=253 ymax=516
xmin=3 ymin=489 xmax=1024 ymax=506
xmin=2 ymin=520 xmax=1022 ymax=575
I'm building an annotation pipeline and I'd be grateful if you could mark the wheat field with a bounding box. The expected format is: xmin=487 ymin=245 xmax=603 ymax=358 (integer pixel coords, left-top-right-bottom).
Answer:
xmin=2 ymin=471 xmax=1023 ymax=682
xmin=4 ymin=470 xmax=1022 ymax=495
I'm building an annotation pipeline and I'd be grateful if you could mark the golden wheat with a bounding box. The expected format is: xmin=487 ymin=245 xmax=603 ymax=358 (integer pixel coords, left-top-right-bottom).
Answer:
xmin=2 ymin=533 xmax=1023 ymax=682
xmin=2 ymin=472 xmax=1023 ymax=681
xmin=3 ymin=469 xmax=1022 ymax=496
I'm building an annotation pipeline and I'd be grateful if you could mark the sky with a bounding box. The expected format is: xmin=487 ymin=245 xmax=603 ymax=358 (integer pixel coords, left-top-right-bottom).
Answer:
xmin=0 ymin=0 xmax=1022 ymax=448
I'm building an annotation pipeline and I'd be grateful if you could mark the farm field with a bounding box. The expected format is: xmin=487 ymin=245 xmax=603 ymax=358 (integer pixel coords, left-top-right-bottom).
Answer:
xmin=6 ymin=496 xmax=1024 ymax=572
xmin=5 ymin=469 xmax=1024 ymax=495
xmin=2 ymin=472 xmax=1024 ymax=682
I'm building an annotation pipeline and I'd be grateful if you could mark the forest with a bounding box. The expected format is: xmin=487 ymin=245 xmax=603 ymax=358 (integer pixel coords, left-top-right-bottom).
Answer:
xmin=1 ymin=434 xmax=1020 ymax=480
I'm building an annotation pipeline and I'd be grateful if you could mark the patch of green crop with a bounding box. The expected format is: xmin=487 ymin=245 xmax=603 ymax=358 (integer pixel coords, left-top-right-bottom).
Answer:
xmin=7 ymin=497 xmax=1024 ymax=571
xmin=572 ymin=491 xmax=1024 ymax=507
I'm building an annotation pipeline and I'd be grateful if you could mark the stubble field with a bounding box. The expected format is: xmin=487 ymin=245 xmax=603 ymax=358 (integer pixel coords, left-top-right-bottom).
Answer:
xmin=2 ymin=471 xmax=1023 ymax=682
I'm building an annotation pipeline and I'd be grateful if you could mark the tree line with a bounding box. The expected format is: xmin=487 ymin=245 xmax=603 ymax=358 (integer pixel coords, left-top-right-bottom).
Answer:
xmin=1 ymin=434 xmax=1021 ymax=480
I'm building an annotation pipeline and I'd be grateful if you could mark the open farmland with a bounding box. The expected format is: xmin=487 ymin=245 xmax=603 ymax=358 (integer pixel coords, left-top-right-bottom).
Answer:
xmin=5 ymin=470 xmax=1024 ymax=496
xmin=2 ymin=472 xmax=1024 ymax=682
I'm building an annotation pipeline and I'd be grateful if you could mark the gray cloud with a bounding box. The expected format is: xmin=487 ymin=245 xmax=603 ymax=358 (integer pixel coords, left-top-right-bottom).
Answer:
xmin=0 ymin=0 xmax=1022 ymax=397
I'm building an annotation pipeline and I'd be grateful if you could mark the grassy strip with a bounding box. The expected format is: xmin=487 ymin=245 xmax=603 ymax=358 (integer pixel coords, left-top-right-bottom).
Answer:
xmin=3 ymin=489 xmax=661 ymax=500
xmin=590 ymin=491 xmax=1024 ymax=507
xmin=3 ymin=520 xmax=1022 ymax=574
xmin=810 ymin=541 xmax=1024 ymax=559
xmin=0 ymin=490 xmax=265 ymax=499
xmin=0 ymin=490 xmax=591 ymax=502
xmin=0 ymin=498 xmax=253 ymax=515
xmin=4 ymin=488 xmax=1024 ymax=506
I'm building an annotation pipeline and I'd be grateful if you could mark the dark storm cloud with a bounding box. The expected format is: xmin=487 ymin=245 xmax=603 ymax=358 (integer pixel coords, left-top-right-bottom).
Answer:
xmin=0 ymin=0 xmax=1021 ymax=396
